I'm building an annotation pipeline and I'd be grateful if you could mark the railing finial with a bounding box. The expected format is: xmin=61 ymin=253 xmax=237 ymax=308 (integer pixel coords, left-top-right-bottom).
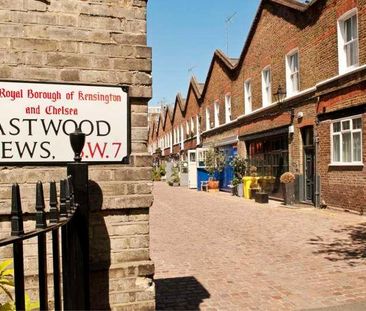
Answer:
xmin=36 ymin=181 xmax=47 ymax=229
xmin=65 ymin=178 xmax=71 ymax=216
xmin=11 ymin=183 xmax=24 ymax=236
xmin=70 ymin=127 xmax=85 ymax=163
xmin=49 ymin=180 xmax=59 ymax=223
xmin=60 ymin=179 xmax=67 ymax=218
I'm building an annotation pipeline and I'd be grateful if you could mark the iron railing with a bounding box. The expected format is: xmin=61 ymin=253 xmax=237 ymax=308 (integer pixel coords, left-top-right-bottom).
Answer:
xmin=0 ymin=130 xmax=90 ymax=310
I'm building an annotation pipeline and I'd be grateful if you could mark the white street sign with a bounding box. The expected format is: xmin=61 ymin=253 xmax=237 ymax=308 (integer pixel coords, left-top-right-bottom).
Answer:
xmin=0 ymin=81 xmax=130 ymax=163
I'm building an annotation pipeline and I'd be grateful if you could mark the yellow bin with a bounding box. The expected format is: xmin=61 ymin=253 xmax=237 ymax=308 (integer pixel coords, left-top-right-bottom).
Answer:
xmin=243 ymin=176 xmax=260 ymax=199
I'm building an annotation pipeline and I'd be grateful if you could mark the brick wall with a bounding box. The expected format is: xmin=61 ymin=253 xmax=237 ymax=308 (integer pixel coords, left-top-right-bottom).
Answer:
xmin=148 ymin=0 xmax=366 ymax=213
xmin=201 ymin=60 xmax=232 ymax=131
xmin=0 ymin=0 xmax=154 ymax=310
xmin=317 ymin=117 xmax=366 ymax=213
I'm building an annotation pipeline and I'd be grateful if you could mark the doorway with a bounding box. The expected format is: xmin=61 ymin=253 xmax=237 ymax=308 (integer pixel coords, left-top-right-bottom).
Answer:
xmin=302 ymin=127 xmax=315 ymax=204
xmin=188 ymin=150 xmax=197 ymax=189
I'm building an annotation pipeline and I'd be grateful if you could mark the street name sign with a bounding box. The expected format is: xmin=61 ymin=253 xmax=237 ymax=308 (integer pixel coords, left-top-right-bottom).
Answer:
xmin=0 ymin=81 xmax=130 ymax=163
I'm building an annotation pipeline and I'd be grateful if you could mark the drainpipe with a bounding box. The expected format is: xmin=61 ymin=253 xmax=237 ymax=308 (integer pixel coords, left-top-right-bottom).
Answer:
xmin=314 ymin=97 xmax=320 ymax=208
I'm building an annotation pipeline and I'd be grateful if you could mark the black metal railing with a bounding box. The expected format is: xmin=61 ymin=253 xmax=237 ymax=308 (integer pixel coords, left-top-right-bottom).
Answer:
xmin=0 ymin=129 xmax=90 ymax=311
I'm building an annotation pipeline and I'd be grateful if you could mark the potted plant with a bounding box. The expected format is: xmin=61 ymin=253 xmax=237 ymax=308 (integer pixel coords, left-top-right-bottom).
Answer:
xmin=205 ymin=147 xmax=225 ymax=192
xmin=230 ymin=155 xmax=247 ymax=197
xmin=231 ymin=177 xmax=240 ymax=196
xmin=280 ymin=172 xmax=295 ymax=205
xmin=151 ymin=167 xmax=161 ymax=181
xmin=170 ymin=167 xmax=180 ymax=186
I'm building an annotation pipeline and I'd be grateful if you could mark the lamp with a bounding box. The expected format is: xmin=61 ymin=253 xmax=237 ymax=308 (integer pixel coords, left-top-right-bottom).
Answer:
xmin=273 ymin=84 xmax=286 ymax=104
xmin=69 ymin=127 xmax=86 ymax=162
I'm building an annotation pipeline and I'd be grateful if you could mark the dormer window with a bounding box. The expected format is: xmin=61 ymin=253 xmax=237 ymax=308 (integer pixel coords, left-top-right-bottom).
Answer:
xmin=338 ymin=9 xmax=358 ymax=73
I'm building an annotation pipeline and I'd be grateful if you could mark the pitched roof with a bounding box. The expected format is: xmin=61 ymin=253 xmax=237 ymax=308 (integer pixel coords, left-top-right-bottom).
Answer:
xmin=171 ymin=93 xmax=186 ymax=123
xmin=173 ymin=0 xmax=321 ymax=103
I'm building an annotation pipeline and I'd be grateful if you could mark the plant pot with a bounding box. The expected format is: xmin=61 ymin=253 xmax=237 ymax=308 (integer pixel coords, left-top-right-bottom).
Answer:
xmin=208 ymin=180 xmax=219 ymax=192
xmin=249 ymin=188 xmax=260 ymax=199
xmin=173 ymin=182 xmax=180 ymax=187
xmin=237 ymin=183 xmax=243 ymax=197
xmin=255 ymin=192 xmax=269 ymax=204
xmin=282 ymin=182 xmax=295 ymax=205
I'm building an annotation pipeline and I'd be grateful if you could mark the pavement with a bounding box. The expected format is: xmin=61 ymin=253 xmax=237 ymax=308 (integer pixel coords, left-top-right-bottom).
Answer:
xmin=150 ymin=182 xmax=366 ymax=311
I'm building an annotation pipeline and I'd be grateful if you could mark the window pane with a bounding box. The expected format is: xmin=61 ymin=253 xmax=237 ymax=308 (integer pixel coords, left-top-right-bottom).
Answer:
xmin=292 ymin=73 xmax=299 ymax=91
xmin=190 ymin=152 xmax=196 ymax=162
xmin=264 ymin=69 xmax=270 ymax=85
xmin=346 ymin=41 xmax=357 ymax=67
xmin=333 ymin=135 xmax=340 ymax=162
xmin=353 ymin=132 xmax=361 ymax=162
xmin=344 ymin=18 xmax=352 ymax=41
xmin=353 ymin=118 xmax=362 ymax=129
xmin=333 ymin=122 xmax=341 ymax=132
xmin=290 ymin=53 xmax=298 ymax=72
xmin=342 ymin=120 xmax=350 ymax=130
xmin=342 ymin=132 xmax=352 ymax=162
xmin=351 ymin=15 xmax=357 ymax=39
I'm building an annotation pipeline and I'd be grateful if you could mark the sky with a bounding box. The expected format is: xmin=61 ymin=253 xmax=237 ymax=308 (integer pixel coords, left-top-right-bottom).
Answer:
xmin=147 ymin=0 xmax=261 ymax=107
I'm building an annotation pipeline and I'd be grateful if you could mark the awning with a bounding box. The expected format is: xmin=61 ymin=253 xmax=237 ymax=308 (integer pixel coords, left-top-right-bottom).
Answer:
xmin=239 ymin=126 xmax=288 ymax=141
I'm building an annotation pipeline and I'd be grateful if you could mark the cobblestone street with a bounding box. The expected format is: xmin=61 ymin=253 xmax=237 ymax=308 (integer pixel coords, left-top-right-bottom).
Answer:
xmin=151 ymin=182 xmax=366 ymax=311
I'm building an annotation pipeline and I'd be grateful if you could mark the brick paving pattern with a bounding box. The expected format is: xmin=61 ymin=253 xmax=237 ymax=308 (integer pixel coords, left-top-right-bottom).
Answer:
xmin=150 ymin=182 xmax=366 ymax=311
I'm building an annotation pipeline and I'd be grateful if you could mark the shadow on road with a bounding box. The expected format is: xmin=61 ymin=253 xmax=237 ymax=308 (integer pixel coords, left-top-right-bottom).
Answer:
xmin=156 ymin=276 xmax=210 ymax=310
xmin=309 ymin=222 xmax=366 ymax=266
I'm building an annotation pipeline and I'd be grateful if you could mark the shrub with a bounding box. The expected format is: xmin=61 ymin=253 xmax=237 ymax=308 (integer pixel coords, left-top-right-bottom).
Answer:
xmin=230 ymin=155 xmax=247 ymax=179
xmin=205 ymin=147 xmax=225 ymax=179
xmin=159 ymin=164 xmax=166 ymax=176
xmin=171 ymin=167 xmax=180 ymax=184
xmin=0 ymin=259 xmax=39 ymax=311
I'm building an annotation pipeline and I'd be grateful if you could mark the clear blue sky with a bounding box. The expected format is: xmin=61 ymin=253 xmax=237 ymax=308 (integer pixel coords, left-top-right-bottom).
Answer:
xmin=147 ymin=0 xmax=261 ymax=107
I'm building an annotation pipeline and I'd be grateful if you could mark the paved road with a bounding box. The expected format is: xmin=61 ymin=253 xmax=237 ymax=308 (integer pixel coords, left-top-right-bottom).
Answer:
xmin=150 ymin=182 xmax=366 ymax=311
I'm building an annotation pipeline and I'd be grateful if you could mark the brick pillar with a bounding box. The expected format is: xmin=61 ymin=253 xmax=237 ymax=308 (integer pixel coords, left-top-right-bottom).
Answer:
xmin=0 ymin=0 xmax=154 ymax=310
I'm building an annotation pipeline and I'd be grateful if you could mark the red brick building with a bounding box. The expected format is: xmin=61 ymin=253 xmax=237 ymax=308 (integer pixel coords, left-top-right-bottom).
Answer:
xmin=148 ymin=0 xmax=366 ymax=213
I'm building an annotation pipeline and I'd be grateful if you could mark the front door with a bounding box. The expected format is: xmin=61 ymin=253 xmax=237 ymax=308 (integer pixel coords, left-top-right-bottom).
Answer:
xmin=220 ymin=146 xmax=237 ymax=191
xmin=188 ymin=150 xmax=197 ymax=189
xmin=304 ymin=147 xmax=315 ymax=203
xmin=302 ymin=127 xmax=315 ymax=204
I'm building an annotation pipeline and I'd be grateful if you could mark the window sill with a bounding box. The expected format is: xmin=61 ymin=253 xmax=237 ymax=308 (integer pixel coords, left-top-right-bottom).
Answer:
xmin=329 ymin=163 xmax=364 ymax=167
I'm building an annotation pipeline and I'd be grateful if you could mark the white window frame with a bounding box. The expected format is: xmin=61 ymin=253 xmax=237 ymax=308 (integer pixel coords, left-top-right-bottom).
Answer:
xmin=225 ymin=95 xmax=231 ymax=123
xmin=244 ymin=79 xmax=252 ymax=114
xmin=337 ymin=9 xmax=359 ymax=74
xmin=180 ymin=124 xmax=184 ymax=148
xmin=196 ymin=115 xmax=201 ymax=145
xmin=331 ymin=115 xmax=362 ymax=165
xmin=206 ymin=107 xmax=211 ymax=130
xmin=186 ymin=120 xmax=190 ymax=136
xmin=169 ymin=132 xmax=173 ymax=152
xmin=262 ymin=66 xmax=272 ymax=107
xmin=286 ymin=49 xmax=300 ymax=96
xmin=197 ymin=148 xmax=208 ymax=168
xmin=214 ymin=101 xmax=220 ymax=127
xmin=190 ymin=117 xmax=195 ymax=136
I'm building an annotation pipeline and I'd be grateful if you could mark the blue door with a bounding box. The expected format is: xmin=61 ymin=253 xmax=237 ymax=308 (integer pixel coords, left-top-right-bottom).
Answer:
xmin=219 ymin=145 xmax=237 ymax=191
